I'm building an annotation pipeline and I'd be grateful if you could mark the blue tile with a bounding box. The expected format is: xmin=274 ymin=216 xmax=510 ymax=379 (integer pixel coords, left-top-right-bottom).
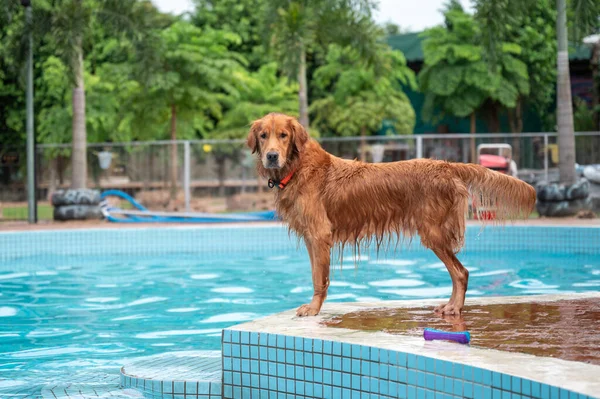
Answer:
xmin=314 ymin=383 xmax=323 ymax=397
xmin=223 ymin=330 xmax=232 ymax=342
xmin=483 ymin=370 xmax=492 ymax=386
xmin=541 ymin=384 xmax=550 ymax=399
xmin=342 ymin=357 xmax=351 ymax=373
xmin=352 ymin=359 xmax=361 ymax=374
xmin=390 ymin=382 xmax=399 ymax=397
xmin=286 ymin=379 xmax=294 ymax=394
xmin=305 ymin=367 xmax=313 ymax=382
xmin=351 ymin=344 xmax=361 ymax=358
xmin=322 ymin=384 xmax=332 ymax=398
xmin=493 ymin=388 xmax=502 ymax=399
xmin=408 ymin=370 xmax=417 ymax=385
xmin=502 ymin=374 xmax=511 ymax=391
xmin=398 ymin=352 xmax=407 ymax=367
xmin=532 ymin=381 xmax=541 ymax=398
xmin=242 ymin=387 xmax=250 ymax=398
xmin=233 ymin=372 xmax=241 ymax=385
xmin=268 ymin=348 xmax=276 ymax=361
xmin=380 ymin=363 xmax=389 ymax=379
xmin=444 ymin=362 xmax=454 ymax=378
xmin=164 ymin=381 xmax=174 ymax=394
xmin=444 ymin=377 xmax=454 ymax=395
xmin=454 ymin=380 xmax=463 ymax=396
xmin=417 ymin=356 xmax=426 ymax=371
xmin=305 ymin=383 xmax=314 ymax=397
xmin=295 ymin=350 xmax=304 ymax=365
xmin=370 ymin=347 xmax=379 ymax=362
xmin=464 ymin=382 xmax=473 ymax=399
xmin=381 ymin=380 xmax=389 ymax=395
xmin=361 ymin=345 xmax=370 ymax=360
xmin=267 ymin=362 xmax=275 ymax=375
xmin=511 ymin=377 xmax=521 ymax=393
xmin=342 ymin=372 xmax=351 ymax=387
xmin=210 ymin=384 xmax=221 ymax=396
xmin=223 ymin=385 xmax=232 ymax=398
xmin=231 ymin=330 xmax=240 ymax=343
xmin=474 ymin=384 xmax=484 ymax=399
xmin=381 ymin=349 xmax=390 ymax=364
xmin=286 ymin=364 xmax=294 ymax=378
xmin=286 ymin=349 xmax=294 ymax=363
xmin=333 ymin=341 xmax=341 ymax=355
xmin=550 ymin=386 xmax=559 ymax=399
xmin=463 ymin=366 xmax=473 ymax=382
xmin=296 ymin=381 xmax=305 ymax=395
xmin=232 ymin=344 xmax=241 ymax=358
xmin=352 ymin=374 xmax=361 ymax=390
xmin=324 ymin=370 xmax=332 ymax=385
xmin=417 ymin=372 xmax=426 ymax=387
xmin=473 ymin=368 xmax=483 ymax=384
xmin=426 ymin=373 xmax=435 ymax=390
xmin=436 ymin=375 xmax=445 ymax=391
xmin=304 ymin=352 xmax=312 ymax=366
xmin=333 ymin=371 xmax=342 ymax=386
xmin=268 ymin=333 xmax=276 ymax=347
xmin=333 ymin=356 xmax=341 ymax=370
xmin=492 ymin=372 xmax=502 ymax=388
xmin=408 ymin=354 xmax=417 ymax=369
xmin=242 ymin=373 xmax=250 ymax=387
xmin=232 ymin=358 xmax=240 ymax=371
xmin=343 ymin=343 xmax=352 ymax=357
xmin=295 ymin=336 xmax=303 ymax=349
xmin=182 ymin=381 xmax=193 ymax=394
xmin=314 ymin=353 xmax=323 ymax=368
xmin=250 ymin=332 xmax=259 ymax=345
xmin=408 ymin=385 xmax=417 ymax=399
xmin=259 ymin=333 xmax=267 ymax=346
xmin=390 ymin=365 xmax=399 ymax=381
xmin=223 ymin=344 xmax=231 ymax=357
xmin=512 ymin=394 xmax=522 ymax=399
xmin=276 ymin=335 xmax=285 ymax=348
xmin=241 ymin=331 xmax=250 ymax=344
xmin=242 ymin=345 xmax=250 ymax=358
xmin=453 ymin=364 xmax=463 ymax=379
xmin=259 ymin=375 xmax=268 ymax=388
xmin=425 ymin=357 xmax=435 ymax=373
xmin=277 ymin=377 xmax=285 ymax=392
xmin=502 ymin=391 xmax=511 ymax=399
xmin=370 ymin=377 xmax=379 ymax=393
xmin=483 ymin=386 xmax=493 ymax=399
xmin=251 ymin=360 xmax=259 ymax=373
xmin=152 ymin=380 xmax=161 ymax=392
xmin=296 ymin=365 xmax=305 ymax=380
xmin=304 ymin=338 xmax=313 ymax=351
xmin=242 ymin=359 xmax=250 ymax=373
xmin=251 ymin=346 xmax=259 ymax=359
xmin=314 ymin=368 xmax=323 ymax=383
xmin=558 ymin=389 xmax=570 ymax=399
xmin=399 ymin=367 xmax=407 ymax=383
xmin=315 ymin=339 xmax=324 ymax=352
xmin=361 ymin=376 xmax=370 ymax=391
xmin=268 ymin=376 xmax=276 ymax=390
xmin=277 ymin=363 xmax=285 ymax=377
xmin=323 ymin=340 xmax=332 ymax=354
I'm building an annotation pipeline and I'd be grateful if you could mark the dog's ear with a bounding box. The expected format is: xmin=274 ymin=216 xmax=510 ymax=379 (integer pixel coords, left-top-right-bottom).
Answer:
xmin=247 ymin=120 xmax=261 ymax=154
xmin=288 ymin=117 xmax=308 ymax=153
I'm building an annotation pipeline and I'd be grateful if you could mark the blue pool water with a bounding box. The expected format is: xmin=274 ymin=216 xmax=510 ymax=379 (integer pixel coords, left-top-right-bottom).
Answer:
xmin=0 ymin=226 xmax=599 ymax=397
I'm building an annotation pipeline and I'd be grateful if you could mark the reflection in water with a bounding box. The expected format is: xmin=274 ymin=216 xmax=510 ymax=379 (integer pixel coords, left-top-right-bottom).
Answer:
xmin=323 ymin=299 xmax=600 ymax=365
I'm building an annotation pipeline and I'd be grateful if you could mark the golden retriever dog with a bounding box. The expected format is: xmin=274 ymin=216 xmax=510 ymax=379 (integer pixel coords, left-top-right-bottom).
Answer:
xmin=247 ymin=113 xmax=536 ymax=316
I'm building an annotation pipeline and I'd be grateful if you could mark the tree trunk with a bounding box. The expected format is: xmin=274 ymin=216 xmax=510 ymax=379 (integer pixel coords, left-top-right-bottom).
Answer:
xmin=591 ymin=40 xmax=600 ymax=131
xmin=556 ymin=0 xmax=577 ymax=185
xmin=170 ymin=104 xmax=178 ymax=199
xmin=360 ymin=125 xmax=367 ymax=162
xmin=298 ymin=44 xmax=309 ymax=128
xmin=71 ymin=37 xmax=87 ymax=189
xmin=470 ymin=112 xmax=476 ymax=163
xmin=508 ymin=98 xmax=523 ymax=164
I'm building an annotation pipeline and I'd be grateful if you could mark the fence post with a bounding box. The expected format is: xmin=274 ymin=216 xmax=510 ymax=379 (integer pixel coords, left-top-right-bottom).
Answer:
xmin=183 ymin=141 xmax=191 ymax=212
xmin=416 ymin=136 xmax=423 ymax=159
xmin=543 ymin=134 xmax=549 ymax=183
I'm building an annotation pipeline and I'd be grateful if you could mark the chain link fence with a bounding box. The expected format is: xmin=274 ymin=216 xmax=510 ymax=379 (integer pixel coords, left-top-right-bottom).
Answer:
xmin=1 ymin=132 xmax=599 ymax=221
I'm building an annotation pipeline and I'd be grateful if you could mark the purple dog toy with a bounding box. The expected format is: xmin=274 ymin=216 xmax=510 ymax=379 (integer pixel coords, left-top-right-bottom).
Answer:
xmin=423 ymin=328 xmax=471 ymax=344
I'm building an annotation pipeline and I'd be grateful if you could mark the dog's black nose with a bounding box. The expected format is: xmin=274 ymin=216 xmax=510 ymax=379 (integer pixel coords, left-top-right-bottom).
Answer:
xmin=266 ymin=152 xmax=279 ymax=162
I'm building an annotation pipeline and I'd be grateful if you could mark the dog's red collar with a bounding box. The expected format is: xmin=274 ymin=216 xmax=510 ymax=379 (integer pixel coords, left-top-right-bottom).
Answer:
xmin=268 ymin=169 xmax=296 ymax=190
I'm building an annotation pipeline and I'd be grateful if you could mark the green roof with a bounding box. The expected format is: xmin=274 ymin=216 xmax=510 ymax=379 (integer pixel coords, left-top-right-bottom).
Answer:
xmin=386 ymin=32 xmax=592 ymax=62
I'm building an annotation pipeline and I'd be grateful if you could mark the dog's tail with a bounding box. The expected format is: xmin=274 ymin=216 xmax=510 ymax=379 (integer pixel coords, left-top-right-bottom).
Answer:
xmin=452 ymin=163 xmax=536 ymax=221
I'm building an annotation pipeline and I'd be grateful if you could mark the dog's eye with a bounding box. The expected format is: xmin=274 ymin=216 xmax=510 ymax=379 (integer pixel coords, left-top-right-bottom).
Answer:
xmin=260 ymin=133 xmax=267 ymax=139
xmin=280 ymin=133 xmax=288 ymax=139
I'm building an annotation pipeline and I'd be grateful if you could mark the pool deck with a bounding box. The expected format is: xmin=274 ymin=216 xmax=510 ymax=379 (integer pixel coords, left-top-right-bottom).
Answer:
xmin=224 ymin=293 xmax=600 ymax=398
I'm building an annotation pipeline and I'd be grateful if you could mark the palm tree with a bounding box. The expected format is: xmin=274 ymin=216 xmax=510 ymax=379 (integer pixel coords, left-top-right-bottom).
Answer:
xmin=264 ymin=0 xmax=377 ymax=128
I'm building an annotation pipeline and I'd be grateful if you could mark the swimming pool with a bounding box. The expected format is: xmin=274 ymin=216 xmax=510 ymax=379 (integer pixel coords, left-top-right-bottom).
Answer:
xmin=0 ymin=225 xmax=598 ymax=398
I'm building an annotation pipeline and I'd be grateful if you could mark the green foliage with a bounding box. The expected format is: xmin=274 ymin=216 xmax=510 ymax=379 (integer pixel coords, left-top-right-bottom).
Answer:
xmin=419 ymin=7 xmax=529 ymax=127
xmin=310 ymin=44 xmax=416 ymax=136
xmin=214 ymin=63 xmax=299 ymax=139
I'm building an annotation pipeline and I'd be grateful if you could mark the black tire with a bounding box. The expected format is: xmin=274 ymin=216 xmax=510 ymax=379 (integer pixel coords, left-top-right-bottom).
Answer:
xmin=53 ymin=205 xmax=103 ymax=221
xmin=536 ymin=179 xmax=589 ymax=202
xmin=51 ymin=189 xmax=101 ymax=207
xmin=536 ymin=197 xmax=592 ymax=217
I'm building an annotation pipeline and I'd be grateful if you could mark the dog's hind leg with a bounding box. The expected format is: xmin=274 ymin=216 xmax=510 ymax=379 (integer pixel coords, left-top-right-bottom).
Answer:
xmin=431 ymin=247 xmax=469 ymax=315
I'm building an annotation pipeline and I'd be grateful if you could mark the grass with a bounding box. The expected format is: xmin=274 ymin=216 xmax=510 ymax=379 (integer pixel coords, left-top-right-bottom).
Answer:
xmin=1 ymin=204 xmax=54 ymax=220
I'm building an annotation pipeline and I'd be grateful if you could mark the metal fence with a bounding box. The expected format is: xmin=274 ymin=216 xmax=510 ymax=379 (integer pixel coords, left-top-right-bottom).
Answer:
xmin=1 ymin=132 xmax=600 ymax=221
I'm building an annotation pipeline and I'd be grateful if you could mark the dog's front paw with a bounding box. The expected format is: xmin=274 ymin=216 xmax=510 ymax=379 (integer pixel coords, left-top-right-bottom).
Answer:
xmin=296 ymin=303 xmax=321 ymax=317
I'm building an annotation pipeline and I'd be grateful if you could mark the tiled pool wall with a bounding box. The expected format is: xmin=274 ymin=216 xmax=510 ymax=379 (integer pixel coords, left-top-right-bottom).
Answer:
xmin=221 ymin=329 xmax=597 ymax=399
xmin=0 ymin=225 xmax=598 ymax=262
